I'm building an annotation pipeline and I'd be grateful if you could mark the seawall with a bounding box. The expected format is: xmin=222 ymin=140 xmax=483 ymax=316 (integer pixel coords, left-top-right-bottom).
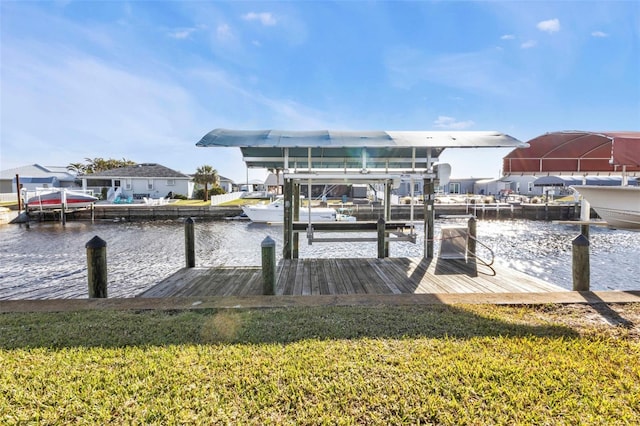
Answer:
xmin=64 ymin=203 xmax=583 ymax=222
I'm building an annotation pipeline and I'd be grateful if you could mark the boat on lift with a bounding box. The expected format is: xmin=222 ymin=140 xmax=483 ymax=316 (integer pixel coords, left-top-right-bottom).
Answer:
xmin=26 ymin=188 xmax=98 ymax=210
xmin=242 ymin=198 xmax=356 ymax=223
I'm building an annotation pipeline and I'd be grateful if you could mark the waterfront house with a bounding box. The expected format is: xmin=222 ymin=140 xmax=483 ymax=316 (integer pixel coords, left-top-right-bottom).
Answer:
xmin=0 ymin=164 xmax=79 ymax=193
xmin=80 ymin=163 xmax=193 ymax=201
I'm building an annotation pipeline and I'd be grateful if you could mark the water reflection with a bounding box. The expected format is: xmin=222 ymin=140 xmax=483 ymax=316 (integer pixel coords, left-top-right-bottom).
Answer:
xmin=0 ymin=218 xmax=638 ymax=299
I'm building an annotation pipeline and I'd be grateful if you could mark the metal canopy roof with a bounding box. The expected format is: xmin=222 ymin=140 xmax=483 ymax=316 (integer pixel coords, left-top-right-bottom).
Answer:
xmin=196 ymin=128 xmax=526 ymax=170
xmin=503 ymin=131 xmax=640 ymax=175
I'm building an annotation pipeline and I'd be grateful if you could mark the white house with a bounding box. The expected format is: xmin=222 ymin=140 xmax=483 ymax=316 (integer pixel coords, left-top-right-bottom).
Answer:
xmin=0 ymin=164 xmax=78 ymax=193
xmin=81 ymin=163 xmax=194 ymax=200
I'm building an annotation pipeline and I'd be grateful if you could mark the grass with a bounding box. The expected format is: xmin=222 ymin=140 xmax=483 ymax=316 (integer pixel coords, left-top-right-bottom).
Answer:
xmin=1 ymin=304 xmax=639 ymax=424
xmin=170 ymin=199 xmax=211 ymax=207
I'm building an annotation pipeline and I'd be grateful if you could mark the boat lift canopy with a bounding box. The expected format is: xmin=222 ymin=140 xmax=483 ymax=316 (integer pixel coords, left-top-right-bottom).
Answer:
xmin=197 ymin=128 xmax=527 ymax=173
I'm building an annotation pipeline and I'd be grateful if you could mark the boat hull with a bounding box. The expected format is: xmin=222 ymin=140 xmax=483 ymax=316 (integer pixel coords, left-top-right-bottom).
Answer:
xmin=27 ymin=190 xmax=98 ymax=210
xmin=242 ymin=201 xmax=340 ymax=223
xmin=572 ymin=185 xmax=640 ymax=230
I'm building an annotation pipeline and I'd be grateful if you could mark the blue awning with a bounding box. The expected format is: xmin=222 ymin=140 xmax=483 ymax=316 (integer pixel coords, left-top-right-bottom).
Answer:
xmin=533 ymin=176 xmax=637 ymax=187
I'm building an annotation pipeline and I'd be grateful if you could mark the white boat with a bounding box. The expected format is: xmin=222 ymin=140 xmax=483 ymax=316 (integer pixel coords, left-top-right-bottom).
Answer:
xmin=26 ymin=188 xmax=98 ymax=210
xmin=242 ymin=198 xmax=356 ymax=223
xmin=571 ymin=185 xmax=640 ymax=231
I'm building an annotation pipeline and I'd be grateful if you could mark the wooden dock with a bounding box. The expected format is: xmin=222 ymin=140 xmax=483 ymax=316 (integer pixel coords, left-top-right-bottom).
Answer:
xmin=138 ymin=257 xmax=565 ymax=298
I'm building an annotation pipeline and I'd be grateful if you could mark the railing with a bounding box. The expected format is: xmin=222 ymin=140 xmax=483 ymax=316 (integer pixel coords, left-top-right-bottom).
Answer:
xmin=0 ymin=193 xmax=18 ymax=203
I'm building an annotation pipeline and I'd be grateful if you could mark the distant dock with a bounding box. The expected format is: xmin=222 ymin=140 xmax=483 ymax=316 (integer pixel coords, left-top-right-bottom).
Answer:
xmin=138 ymin=257 xmax=565 ymax=298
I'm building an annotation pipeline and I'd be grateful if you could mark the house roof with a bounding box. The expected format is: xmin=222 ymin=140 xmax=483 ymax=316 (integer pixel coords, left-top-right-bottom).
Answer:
xmin=196 ymin=128 xmax=526 ymax=170
xmin=85 ymin=163 xmax=190 ymax=179
xmin=503 ymin=131 xmax=640 ymax=175
xmin=0 ymin=164 xmax=77 ymax=182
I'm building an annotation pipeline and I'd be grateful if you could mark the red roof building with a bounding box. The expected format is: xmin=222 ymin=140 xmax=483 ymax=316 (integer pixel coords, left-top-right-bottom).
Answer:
xmin=503 ymin=131 xmax=640 ymax=176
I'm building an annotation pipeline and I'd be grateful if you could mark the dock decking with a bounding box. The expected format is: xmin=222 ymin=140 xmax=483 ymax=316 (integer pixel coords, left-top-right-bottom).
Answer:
xmin=138 ymin=257 xmax=565 ymax=298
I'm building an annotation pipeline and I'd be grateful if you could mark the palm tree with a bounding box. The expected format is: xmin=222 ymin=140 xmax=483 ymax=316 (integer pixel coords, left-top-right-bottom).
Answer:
xmin=82 ymin=157 xmax=136 ymax=174
xmin=193 ymin=165 xmax=219 ymax=201
xmin=67 ymin=162 xmax=87 ymax=175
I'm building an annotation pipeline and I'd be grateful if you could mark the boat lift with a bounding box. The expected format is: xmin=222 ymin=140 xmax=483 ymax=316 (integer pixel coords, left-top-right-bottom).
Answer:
xmin=196 ymin=129 xmax=528 ymax=259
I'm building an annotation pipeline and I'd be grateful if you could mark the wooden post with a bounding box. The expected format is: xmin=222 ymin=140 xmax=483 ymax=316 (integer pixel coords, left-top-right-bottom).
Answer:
xmin=15 ymin=174 xmax=22 ymax=211
xmin=377 ymin=218 xmax=386 ymax=259
xmin=185 ymin=217 xmax=195 ymax=268
xmin=424 ymin=179 xmax=435 ymax=258
xmin=61 ymin=190 xmax=67 ymax=226
xmin=467 ymin=216 xmax=477 ymax=262
xmin=261 ymin=236 xmax=276 ymax=295
xmin=283 ymin=178 xmax=293 ymax=259
xmin=384 ymin=180 xmax=392 ymax=220
xmin=572 ymin=233 xmax=590 ymax=291
xmin=293 ymin=183 xmax=300 ymax=259
xmin=86 ymin=235 xmax=107 ymax=298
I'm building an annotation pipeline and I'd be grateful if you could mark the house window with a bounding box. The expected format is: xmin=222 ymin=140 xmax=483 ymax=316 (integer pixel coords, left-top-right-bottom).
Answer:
xmin=167 ymin=179 xmax=175 ymax=186
xmin=125 ymin=179 xmax=132 ymax=190
xmin=147 ymin=180 xmax=154 ymax=190
xmin=527 ymin=182 xmax=533 ymax=193
xmin=449 ymin=182 xmax=461 ymax=194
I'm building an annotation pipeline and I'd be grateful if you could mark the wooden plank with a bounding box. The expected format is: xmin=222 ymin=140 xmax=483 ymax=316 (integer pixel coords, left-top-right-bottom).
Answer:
xmin=139 ymin=256 xmax=566 ymax=298
xmin=313 ymin=260 xmax=328 ymax=295
xmin=301 ymin=260 xmax=312 ymax=296
xmin=323 ymin=259 xmax=338 ymax=295
xmin=293 ymin=260 xmax=305 ymax=295
xmin=365 ymin=259 xmax=403 ymax=294
xmin=328 ymin=258 xmax=350 ymax=294
xmin=276 ymin=260 xmax=290 ymax=296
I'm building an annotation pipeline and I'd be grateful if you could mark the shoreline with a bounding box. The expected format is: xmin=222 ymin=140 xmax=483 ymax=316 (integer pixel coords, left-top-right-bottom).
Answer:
xmin=10 ymin=202 xmax=585 ymax=222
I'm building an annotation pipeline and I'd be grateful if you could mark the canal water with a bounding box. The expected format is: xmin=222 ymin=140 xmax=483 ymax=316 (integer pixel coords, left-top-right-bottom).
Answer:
xmin=1 ymin=218 xmax=638 ymax=299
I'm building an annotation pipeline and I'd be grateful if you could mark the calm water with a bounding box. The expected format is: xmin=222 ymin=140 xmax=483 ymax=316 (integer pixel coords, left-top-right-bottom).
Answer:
xmin=1 ymin=218 xmax=638 ymax=299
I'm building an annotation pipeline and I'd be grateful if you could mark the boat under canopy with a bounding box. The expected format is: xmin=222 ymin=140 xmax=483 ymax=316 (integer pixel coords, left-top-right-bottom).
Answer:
xmin=503 ymin=131 xmax=640 ymax=174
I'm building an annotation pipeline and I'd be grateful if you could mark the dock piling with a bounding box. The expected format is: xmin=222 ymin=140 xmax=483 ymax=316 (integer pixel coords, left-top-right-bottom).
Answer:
xmin=377 ymin=218 xmax=386 ymax=258
xmin=261 ymin=236 xmax=276 ymax=295
xmin=86 ymin=235 xmax=108 ymax=298
xmin=185 ymin=217 xmax=195 ymax=268
xmin=467 ymin=216 xmax=477 ymax=261
xmin=572 ymin=233 xmax=590 ymax=291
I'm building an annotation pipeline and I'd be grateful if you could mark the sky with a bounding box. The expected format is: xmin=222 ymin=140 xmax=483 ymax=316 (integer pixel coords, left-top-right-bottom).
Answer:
xmin=1 ymin=1 xmax=639 ymax=183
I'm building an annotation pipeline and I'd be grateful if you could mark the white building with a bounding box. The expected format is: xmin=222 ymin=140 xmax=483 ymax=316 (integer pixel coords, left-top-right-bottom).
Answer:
xmin=80 ymin=163 xmax=193 ymax=201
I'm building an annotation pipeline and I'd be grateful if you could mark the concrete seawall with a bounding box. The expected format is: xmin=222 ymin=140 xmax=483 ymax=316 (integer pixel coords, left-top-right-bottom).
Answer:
xmin=63 ymin=202 xmax=583 ymax=222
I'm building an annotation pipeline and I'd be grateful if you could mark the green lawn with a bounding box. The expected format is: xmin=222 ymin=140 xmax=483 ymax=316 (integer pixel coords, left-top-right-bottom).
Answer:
xmin=1 ymin=304 xmax=638 ymax=424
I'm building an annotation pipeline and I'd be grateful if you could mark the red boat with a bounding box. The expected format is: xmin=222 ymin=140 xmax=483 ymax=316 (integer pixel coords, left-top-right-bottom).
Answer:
xmin=26 ymin=189 xmax=98 ymax=210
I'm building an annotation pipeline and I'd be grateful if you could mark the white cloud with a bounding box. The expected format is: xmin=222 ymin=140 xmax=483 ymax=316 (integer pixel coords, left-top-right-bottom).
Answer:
xmin=501 ymin=34 xmax=515 ymax=40
xmin=521 ymin=40 xmax=537 ymax=49
xmin=433 ymin=116 xmax=475 ymax=130
xmin=537 ymin=18 xmax=560 ymax=34
xmin=242 ymin=12 xmax=277 ymax=26
xmin=591 ymin=31 xmax=608 ymax=38
xmin=168 ymin=27 xmax=197 ymax=39
xmin=216 ymin=23 xmax=233 ymax=41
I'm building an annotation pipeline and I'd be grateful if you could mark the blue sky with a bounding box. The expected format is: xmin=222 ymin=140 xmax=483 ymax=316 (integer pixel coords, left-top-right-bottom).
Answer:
xmin=1 ymin=1 xmax=638 ymax=183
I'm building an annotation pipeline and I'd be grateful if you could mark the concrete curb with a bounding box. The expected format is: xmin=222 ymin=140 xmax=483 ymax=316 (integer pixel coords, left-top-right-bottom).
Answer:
xmin=1 ymin=291 xmax=639 ymax=313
